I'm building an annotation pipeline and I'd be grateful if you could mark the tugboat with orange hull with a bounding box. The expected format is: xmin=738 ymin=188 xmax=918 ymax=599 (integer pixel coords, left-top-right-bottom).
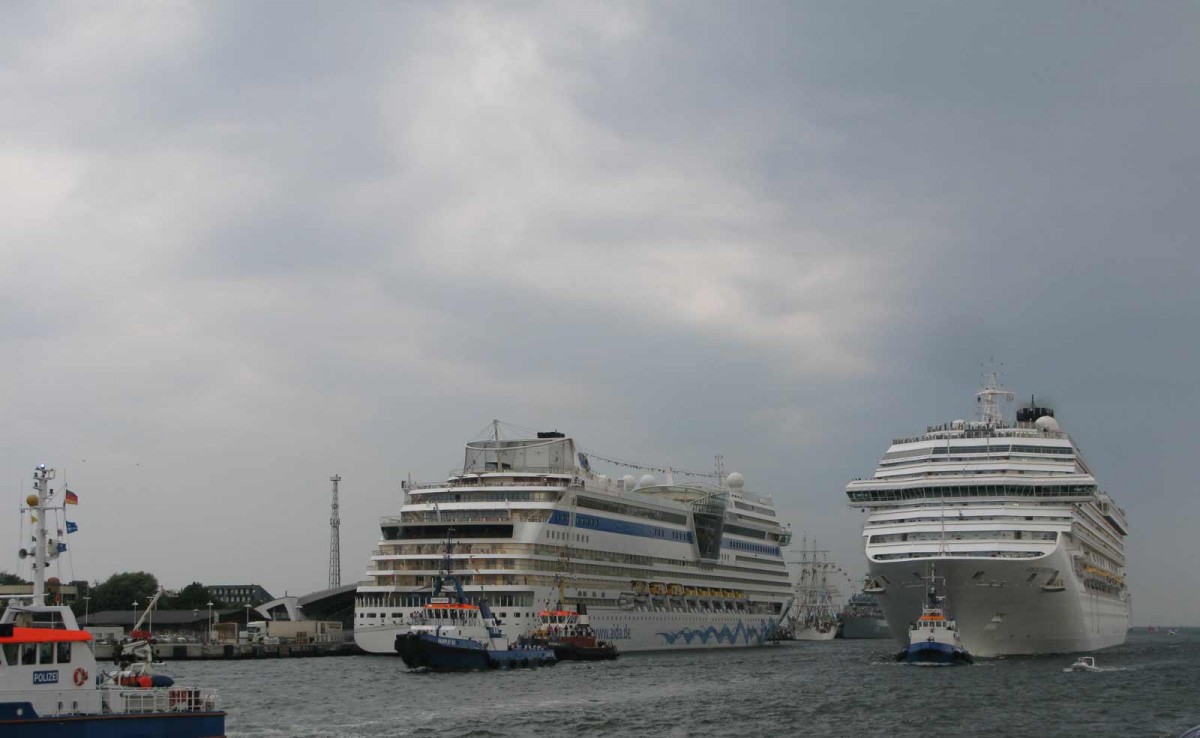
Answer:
xmin=1 ymin=464 xmax=224 ymax=737
xmin=527 ymin=605 xmax=618 ymax=661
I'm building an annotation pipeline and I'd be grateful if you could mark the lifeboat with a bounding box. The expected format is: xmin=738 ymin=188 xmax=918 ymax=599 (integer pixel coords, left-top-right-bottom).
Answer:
xmin=115 ymin=672 xmax=175 ymax=688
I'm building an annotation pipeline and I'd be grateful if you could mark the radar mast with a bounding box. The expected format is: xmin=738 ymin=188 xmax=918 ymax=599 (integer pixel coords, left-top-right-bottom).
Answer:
xmin=975 ymin=368 xmax=1014 ymax=427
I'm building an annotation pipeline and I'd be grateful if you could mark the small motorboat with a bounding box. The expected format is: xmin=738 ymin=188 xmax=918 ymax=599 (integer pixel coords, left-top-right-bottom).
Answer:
xmin=1063 ymin=656 xmax=1102 ymax=672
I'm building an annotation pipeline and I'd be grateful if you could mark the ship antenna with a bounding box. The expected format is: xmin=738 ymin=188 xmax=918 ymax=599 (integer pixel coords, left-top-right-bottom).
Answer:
xmin=976 ymin=365 xmax=1014 ymax=427
xmin=27 ymin=465 xmax=56 ymax=606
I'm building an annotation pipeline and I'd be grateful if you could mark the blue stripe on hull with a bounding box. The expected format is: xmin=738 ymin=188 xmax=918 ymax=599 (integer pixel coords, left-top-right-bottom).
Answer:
xmin=548 ymin=510 xmax=694 ymax=543
xmin=0 ymin=708 xmax=225 ymax=738
xmin=547 ymin=510 xmax=781 ymax=556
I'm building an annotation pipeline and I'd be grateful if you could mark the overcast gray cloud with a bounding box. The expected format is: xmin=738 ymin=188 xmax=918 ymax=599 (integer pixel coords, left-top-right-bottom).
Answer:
xmin=2 ymin=1 xmax=1196 ymax=623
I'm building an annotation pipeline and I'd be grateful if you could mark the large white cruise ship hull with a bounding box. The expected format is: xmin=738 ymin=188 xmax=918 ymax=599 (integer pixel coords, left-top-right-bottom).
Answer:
xmin=869 ymin=550 xmax=1129 ymax=657
xmin=355 ymin=603 xmax=783 ymax=654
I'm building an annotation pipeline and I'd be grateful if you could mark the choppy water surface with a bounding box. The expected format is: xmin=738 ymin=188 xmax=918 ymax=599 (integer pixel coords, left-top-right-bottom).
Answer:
xmin=168 ymin=629 xmax=1198 ymax=737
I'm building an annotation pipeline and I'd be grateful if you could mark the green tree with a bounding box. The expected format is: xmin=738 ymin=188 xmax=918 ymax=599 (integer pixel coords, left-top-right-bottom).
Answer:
xmin=90 ymin=571 xmax=160 ymax=613
xmin=167 ymin=582 xmax=221 ymax=610
xmin=0 ymin=571 xmax=29 ymax=614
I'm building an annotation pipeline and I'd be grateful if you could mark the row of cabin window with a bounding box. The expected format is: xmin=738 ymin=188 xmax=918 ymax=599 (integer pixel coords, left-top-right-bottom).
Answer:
xmin=883 ymin=445 xmax=1073 ymax=459
xmin=2 ymin=641 xmax=72 ymax=667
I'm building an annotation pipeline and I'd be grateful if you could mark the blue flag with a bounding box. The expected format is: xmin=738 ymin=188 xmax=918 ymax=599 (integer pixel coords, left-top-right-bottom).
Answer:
xmin=56 ymin=543 xmax=67 ymax=553
xmin=65 ymin=521 xmax=78 ymax=534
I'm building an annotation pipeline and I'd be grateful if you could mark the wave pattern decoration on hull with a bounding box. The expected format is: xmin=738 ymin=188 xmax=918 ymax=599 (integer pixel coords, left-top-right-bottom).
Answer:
xmin=655 ymin=619 xmax=776 ymax=646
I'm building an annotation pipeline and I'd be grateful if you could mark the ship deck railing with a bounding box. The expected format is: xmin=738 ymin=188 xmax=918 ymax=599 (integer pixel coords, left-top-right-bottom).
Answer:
xmin=408 ymin=476 xmax=572 ymax=491
xmin=103 ymin=685 xmax=219 ymax=714
xmin=396 ymin=511 xmax=518 ymax=524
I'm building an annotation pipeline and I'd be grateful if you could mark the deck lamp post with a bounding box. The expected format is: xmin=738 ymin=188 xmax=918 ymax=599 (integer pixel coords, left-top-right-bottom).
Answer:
xmin=244 ymin=603 xmax=250 ymax=625
xmin=131 ymin=601 xmax=138 ymax=636
xmin=83 ymin=596 xmax=91 ymax=626
xmin=207 ymin=601 xmax=214 ymax=644
xmin=193 ymin=609 xmax=199 ymax=641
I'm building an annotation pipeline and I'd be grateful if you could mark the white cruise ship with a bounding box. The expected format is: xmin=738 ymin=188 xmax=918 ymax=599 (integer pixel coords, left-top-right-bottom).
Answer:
xmin=355 ymin=424 xmax=794 ymax=654
xmin=845 ymin=375 xmax=1130 ymax=657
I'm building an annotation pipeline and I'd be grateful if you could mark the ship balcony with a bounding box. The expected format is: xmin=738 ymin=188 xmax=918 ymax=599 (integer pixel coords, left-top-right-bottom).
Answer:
xmin=406 ymin=475 xmax=571 ymax=492
xmin=400 ymin=510 xmax=516 ymax=524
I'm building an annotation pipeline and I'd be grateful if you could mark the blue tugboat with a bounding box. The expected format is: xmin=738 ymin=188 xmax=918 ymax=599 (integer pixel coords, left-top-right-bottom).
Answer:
xmin=895 ymin=566 xmax=973 ymax=666
xmin=394 ymin=533 xmax=556 ymax=671
xmin=1 ymin=464 xmax=224 ymax=737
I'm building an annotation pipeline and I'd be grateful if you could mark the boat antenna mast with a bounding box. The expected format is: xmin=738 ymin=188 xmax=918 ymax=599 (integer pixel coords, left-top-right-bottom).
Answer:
xmin=976 ymin=365 xmax=1014 ymax=428
xmin=24 ymin=465 xmax=56 ymax=606
xmin=328 ymin=474 xmax=342 ymax=589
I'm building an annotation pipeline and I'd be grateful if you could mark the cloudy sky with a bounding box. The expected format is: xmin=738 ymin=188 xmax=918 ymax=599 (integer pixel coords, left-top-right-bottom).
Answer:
xmin=2 ymin=2 xmax=1196 ymax=623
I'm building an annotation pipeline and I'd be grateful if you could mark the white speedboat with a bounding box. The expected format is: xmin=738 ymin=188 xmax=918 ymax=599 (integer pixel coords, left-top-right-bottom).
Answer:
xmin=1063 ymin=656 xmax=1102 ymax=672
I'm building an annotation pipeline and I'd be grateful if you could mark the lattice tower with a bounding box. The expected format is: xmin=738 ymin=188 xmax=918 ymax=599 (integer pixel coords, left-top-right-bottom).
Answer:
xmin=328 ymin=474 xmax=342 ymax=589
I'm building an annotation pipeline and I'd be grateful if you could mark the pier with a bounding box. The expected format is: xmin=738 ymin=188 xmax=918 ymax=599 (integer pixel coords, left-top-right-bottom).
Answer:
xmin=89 ymin=640 xmax=362 ymax=661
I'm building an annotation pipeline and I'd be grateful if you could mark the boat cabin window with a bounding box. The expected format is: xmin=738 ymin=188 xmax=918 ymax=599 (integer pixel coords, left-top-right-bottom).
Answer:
xmin=2 ymin=643 xmax=17 ymax=666
xmin=21 ymin=643 xmax=36 ymax=665
xmin=39 ymin=642 xmax=54 ymax=664
xmin=58 ymin=642 xmax=71 ymax=663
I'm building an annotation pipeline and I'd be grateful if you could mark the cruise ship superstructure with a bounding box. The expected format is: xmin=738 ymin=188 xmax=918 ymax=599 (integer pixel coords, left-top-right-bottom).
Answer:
xmin=355 ymin=425 xmax=794 ymax=653
xmin=845 ymin=375 xmax=1130 ymax=657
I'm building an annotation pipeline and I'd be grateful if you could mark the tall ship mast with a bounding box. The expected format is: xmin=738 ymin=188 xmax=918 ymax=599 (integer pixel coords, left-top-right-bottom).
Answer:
xmin=786 ymin=538 xmax=840 ymax=641
xmin=355 ymin=423 xmax=794 ymax=653
xmin=844 ymin=372 xmax=1130 ymax=656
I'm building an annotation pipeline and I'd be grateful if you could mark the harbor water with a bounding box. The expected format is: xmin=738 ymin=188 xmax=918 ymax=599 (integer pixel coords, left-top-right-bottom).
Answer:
xmin=165 ymin=629 xmax=1197 ymax=737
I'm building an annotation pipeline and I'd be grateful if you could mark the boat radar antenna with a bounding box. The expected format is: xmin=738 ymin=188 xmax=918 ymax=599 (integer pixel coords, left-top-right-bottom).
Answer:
xmin=976 ymin=368 xmax=1014 ymax=427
